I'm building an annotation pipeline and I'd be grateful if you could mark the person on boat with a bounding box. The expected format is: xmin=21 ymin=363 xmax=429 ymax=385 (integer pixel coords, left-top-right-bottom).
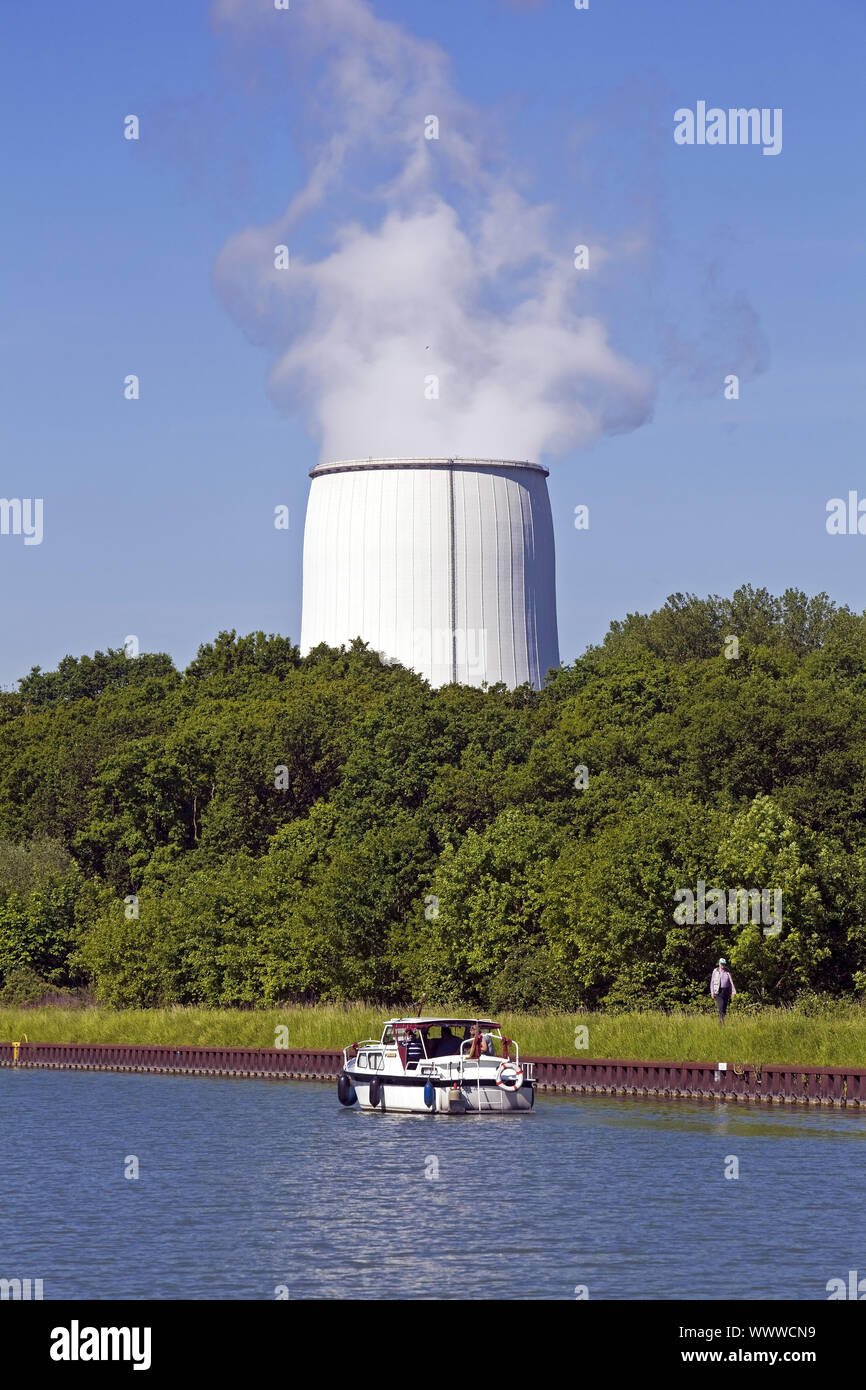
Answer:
xmin=710 ymin=958 xmax=736 ymax=1021
xmin=469 ymin=1023 xmax=494 ymax=1059
xmin=437 ymin=1026 xmax=459 ymax=1056
xmin=405 ymin=1029 xmax=424 ymax=1066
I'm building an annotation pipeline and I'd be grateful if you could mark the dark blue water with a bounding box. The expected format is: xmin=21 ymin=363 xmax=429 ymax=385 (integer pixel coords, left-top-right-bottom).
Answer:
xmin=1 ymin=1069 xmax=864 ymax=1299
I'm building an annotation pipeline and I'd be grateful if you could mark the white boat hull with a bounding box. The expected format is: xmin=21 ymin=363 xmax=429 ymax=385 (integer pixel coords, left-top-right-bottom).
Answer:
xmin=347 ymin=1075 xmax=535 ymax=1115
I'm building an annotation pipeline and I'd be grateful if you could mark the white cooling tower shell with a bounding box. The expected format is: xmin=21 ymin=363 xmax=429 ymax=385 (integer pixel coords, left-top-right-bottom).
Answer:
xmin=301 ymin=457 xmax=559 ymax=689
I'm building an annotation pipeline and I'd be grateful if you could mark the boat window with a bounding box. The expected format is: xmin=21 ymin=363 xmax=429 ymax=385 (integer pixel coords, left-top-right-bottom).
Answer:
xmin=381 ymin=1026 xmax=395 ymax=1045
xmin=357 ymin=1053 xmax=368 ymax=1069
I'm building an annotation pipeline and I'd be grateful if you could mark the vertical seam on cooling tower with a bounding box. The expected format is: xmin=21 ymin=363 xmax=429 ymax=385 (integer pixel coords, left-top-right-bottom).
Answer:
xmin=448 ymin=462 xmax=457 ymax=683
xmin=360 ymin=470 xmax=367 ymax=646
xmin=476 ymin=470 xmax=485 ymax=683
xmin=375 ymin=469 xmax=381 ymax=650
xmin=427 ymin=469 xmax=432 ymax=679
xmin=460 ymin=471 xmax=468 ymax=680
xmin=492 ymin=475 xmax=502 ymax=682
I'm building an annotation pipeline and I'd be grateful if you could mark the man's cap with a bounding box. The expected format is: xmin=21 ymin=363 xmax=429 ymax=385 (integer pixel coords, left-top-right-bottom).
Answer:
xmin=719 ymin=957 xmax=727 ymax=965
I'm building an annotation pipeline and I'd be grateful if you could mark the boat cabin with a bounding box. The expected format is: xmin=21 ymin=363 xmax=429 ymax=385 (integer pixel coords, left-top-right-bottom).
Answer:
xmin=380 ymin=1017 xmax=510 ymax=1069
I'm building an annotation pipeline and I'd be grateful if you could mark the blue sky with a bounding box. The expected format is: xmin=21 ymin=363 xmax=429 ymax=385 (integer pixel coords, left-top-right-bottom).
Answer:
xmin=1 ymin=0 xmax=864 ymax=686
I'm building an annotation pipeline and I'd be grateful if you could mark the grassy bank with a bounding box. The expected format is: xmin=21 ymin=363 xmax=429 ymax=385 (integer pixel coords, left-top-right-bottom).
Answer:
xmin=1 ymin=1003 xmax=865 ymax=1067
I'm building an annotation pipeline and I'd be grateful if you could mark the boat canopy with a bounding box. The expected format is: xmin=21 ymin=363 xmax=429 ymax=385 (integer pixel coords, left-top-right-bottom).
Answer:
xmin=386 ymin=1017 xmax=500 ymax=1029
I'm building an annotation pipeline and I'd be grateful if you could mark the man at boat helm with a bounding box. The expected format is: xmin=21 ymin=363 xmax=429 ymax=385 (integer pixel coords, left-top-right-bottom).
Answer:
xmin=710 ymin=958 xmax=736 ymax=1022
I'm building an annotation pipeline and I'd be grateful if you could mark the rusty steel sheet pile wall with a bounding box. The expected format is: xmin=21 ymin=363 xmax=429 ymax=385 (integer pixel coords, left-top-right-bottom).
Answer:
xmin=0 ymin=1041 xmax=341 ymax=1080
xmin=1 ymin=1042 xmax=865 ymax=1104
xmin=529 ymin=1057 xmax=866 ymax=1105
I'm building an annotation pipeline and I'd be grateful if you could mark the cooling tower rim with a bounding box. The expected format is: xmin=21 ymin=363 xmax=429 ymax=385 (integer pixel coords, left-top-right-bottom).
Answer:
xmin=309 ymin=456 xmax=549 ymax=479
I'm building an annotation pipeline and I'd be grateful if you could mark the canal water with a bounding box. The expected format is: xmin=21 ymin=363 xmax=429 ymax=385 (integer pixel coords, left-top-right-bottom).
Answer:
xmin=1 ymin=1069 xmax=863 ymax=1300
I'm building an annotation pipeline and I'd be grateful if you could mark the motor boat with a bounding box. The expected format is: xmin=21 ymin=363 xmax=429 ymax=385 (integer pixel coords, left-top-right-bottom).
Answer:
xmin=336 ymin=1016 xmax=535 ymax=1114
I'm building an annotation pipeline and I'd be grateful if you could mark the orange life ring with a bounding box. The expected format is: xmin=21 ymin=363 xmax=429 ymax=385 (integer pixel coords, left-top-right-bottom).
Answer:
xmin=496 ymin=1062 xmax=524 ymax=1091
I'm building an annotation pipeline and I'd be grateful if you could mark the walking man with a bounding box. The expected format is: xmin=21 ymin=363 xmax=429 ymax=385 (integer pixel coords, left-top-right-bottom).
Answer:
xmin=710 ymin=957 xmax=736 ymax=1021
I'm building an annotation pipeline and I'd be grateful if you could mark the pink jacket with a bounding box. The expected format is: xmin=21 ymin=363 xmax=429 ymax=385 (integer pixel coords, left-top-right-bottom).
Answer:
xmin=711 ymin=968 xmax=736 ymax=997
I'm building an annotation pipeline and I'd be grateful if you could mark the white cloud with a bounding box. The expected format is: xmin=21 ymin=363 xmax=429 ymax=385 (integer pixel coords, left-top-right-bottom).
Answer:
xmin=211 ymin=0 xmax=654 ymax=461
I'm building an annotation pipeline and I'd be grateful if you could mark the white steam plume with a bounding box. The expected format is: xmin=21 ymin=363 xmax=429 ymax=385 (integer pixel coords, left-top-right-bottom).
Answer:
xmin=212 ymin=0 xmax=654 ymax=462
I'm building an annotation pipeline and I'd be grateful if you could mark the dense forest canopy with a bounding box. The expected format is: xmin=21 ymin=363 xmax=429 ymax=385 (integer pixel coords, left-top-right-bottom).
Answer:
xmin=1 ymin=585 xmax=865 ymax=1010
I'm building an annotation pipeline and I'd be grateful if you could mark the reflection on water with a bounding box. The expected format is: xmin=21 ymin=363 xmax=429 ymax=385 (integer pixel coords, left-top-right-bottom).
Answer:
xmin=1 ymin=1070 xmax=863 ymax=1300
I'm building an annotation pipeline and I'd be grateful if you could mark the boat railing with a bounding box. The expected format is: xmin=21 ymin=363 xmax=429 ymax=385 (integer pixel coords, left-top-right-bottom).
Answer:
xmin=451 ymin=1036 xmax=534 ymax=1081
xmin=342 ymin=1039 xmax=381 ymax=1067
xmin=343 ymin=1032 xmax=534 ymax=1081
xmin=453 ymin=1034 xmax=509 ymax=1073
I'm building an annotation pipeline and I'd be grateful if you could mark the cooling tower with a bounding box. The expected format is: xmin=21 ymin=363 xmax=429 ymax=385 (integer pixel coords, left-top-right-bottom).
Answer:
xmin=300 ymin=457 xmax=559 ymax=689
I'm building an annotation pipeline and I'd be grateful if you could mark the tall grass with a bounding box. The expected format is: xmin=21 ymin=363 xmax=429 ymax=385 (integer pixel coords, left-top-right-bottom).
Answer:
xmin=1 ymin=1001 xmax=865 ymax=1066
